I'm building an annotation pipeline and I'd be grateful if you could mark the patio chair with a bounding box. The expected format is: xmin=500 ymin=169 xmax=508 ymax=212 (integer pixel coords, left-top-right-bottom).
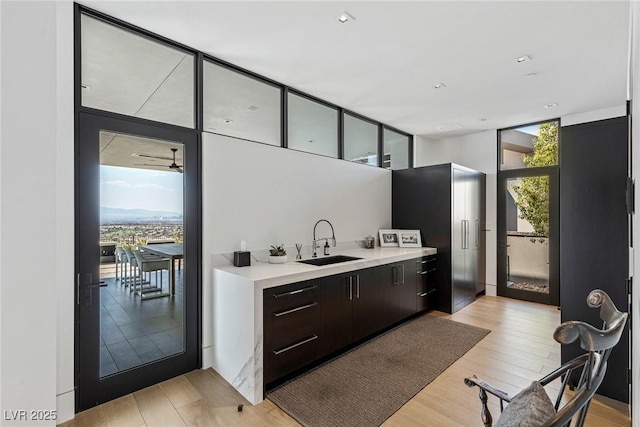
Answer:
xmin=464 ymin=289 xmax=627 ymax=427
xmin=132 ymin=250 xmax=171 ymax=300
xmin=115 ymin=246 xmax=126 ymax=284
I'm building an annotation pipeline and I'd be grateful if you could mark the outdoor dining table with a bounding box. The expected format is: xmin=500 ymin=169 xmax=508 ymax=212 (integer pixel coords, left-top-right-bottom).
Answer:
xmin=139 ymin=243 xmax=183 ymax=296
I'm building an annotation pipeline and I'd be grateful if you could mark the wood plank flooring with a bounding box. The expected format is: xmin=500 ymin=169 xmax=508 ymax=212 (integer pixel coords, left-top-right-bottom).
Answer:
xmin=61 ymin=296 xmax=631 ymax=426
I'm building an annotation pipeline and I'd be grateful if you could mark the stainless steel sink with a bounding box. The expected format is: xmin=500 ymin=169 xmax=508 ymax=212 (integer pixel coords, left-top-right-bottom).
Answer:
xmin=297 ymin=255 xmax=363 ymax=266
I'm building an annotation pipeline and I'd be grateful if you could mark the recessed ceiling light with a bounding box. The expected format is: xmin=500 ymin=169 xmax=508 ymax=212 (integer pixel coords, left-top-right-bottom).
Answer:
xmin=525 ymin=72 xmax=538 ymax=78
xmin=224 ymin=119 xmax=233 ymax=123
xmin=248 ymin=105 xmax=258 ymax=111
xmin=480 ymin=117 xmax=489 ymax=122
xmin=515 ymin=55 xmax=531 ymax=63
xmin=433 ymin=83 xmax=446 ymax=89
xmin=544 ymin=102 xmax=558 ymax=109
xmin=337 ymin=11 xmax=355 ymax=23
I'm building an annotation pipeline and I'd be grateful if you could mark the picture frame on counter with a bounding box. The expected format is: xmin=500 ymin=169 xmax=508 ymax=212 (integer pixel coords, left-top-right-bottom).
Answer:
xmin=378 ymin=229 xmax=399 ymax=247
xmin=397 ymin=229 xmax=422 ymax=247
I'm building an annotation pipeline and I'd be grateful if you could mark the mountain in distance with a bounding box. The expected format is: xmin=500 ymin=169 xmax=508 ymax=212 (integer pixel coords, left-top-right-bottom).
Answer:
xmin=101 ymin=207 xmax=183 ymax=223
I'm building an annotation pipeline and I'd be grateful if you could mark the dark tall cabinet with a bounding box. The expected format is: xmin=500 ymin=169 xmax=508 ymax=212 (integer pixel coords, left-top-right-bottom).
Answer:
xmin=393 ymin=163 xmax=486 ymax=313
xmin=560 ymin=116 xmax=629 ymax=403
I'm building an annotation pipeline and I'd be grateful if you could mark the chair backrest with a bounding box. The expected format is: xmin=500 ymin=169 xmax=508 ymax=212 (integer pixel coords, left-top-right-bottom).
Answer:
xmin=123 ymin=248 xmax=137 ymax=267
xmin=543 ymin=289 xmax=627 ymax=426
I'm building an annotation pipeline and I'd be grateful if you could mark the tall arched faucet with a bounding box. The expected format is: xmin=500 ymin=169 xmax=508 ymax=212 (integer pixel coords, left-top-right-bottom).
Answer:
xmin=312 ymin=219 xmax=336 ymax=257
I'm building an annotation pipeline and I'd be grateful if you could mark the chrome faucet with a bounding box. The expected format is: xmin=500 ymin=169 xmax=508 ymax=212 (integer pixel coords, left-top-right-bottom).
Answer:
xmin=312 ymin=219 xmax=336 ymax=257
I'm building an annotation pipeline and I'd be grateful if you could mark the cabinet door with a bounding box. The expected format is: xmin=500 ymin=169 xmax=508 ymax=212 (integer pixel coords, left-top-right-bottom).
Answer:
xmin=377 ymin=263 xmax=401 ymax=329
xmin=321 ymin=273 xmax=354 ymax=357
xmin=398 ymin=259 xmax=417 ymax=319
xmin=352 ymin=267 xmax=379 ymax=342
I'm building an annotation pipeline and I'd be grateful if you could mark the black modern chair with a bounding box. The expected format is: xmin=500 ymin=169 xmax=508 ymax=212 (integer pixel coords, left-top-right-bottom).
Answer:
xmin=464 ymin=289 xmax=628 ymax=427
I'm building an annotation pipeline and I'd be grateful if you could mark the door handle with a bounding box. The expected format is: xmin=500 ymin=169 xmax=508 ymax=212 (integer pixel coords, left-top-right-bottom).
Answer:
xmin=77 ymin=273 xmax=103 ymax=306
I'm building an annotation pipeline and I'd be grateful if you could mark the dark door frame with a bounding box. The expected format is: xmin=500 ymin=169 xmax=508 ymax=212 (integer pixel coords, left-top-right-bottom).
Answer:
xmin=497 ymin=166 xmax=560 ymax=306
xmin=74 ymin=109 xmax=202 ymax=411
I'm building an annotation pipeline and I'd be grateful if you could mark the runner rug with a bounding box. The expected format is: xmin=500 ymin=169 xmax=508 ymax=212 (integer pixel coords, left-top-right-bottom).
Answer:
xmin=267 ymin=314 xmax=490 ymax=427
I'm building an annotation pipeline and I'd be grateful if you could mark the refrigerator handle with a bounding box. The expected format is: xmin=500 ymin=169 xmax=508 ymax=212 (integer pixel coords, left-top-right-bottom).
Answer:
xmin=476 ymin=219 xmax=480 ymax=248
xmin=465 ymin=220 xmax=470 ymax=250
xmin=461 ymin=220 xmax=466 ymax=250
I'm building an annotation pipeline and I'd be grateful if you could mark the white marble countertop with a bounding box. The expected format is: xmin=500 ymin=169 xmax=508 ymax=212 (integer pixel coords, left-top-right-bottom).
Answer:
xmin=214 ymin=246 xmax=437 ymax=289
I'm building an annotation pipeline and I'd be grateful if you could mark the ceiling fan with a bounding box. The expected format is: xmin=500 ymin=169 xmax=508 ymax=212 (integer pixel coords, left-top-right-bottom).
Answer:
xmin=135 ymin=148 xmax=183 ymax=173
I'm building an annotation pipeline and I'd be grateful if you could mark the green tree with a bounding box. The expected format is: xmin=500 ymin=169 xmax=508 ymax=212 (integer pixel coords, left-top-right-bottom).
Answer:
xmin=512 ymin=122 xmax=558 ymax=237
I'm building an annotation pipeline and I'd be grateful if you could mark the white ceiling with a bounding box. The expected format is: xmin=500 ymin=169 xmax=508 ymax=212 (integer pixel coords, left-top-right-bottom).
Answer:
xmin=80 ymin=0 xmax=630 ymax=141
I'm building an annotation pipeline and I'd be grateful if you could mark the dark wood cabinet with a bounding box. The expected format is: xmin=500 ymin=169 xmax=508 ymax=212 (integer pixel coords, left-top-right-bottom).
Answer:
xmin=321 ymin=267 xmax=379 ymax=357
xmin=393 ymin=164 xmax=485 ymax=313
xmin=320 ymin=273 xmax=354 ymax=356
xmin=264 ymin=256 xmax=434 ymax=385
xmin=416 ymin=255 xmax=437 ymax=312
xmin=351 ymin=267 xmax=379 ymax=342
xmin=398 ymin=259 xmax=418 ymax=319
xmin=263 ymin=279 xmax=322 ymax=384
xmin=378 ymin=259 xmax=418 ymax=329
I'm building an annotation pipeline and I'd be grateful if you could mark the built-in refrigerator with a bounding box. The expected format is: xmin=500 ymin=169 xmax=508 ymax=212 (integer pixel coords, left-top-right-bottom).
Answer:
xmin=392 ymin=163 xmax=486 ymax=313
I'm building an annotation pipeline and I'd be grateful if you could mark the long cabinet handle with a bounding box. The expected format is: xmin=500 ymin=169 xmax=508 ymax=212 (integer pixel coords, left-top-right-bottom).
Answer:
xmin=355 ymin=274 xmax=360 ymax=299
xmin=417 ymin=289 xmax=436 ymax=298
xmin=348 ymin=276 xmax=353 ymax=301
xmin=400 ymin=264 xmax=405 ymax=285
xmin=273 ymin=285 xmax=317 ymax=298
xmin=273 ymin=301 xmax=318 ymax=317
xmin=273 ymin=335 xmax=318 ymax=355
xmin=464 ymin=219 xmax=469 ymax=249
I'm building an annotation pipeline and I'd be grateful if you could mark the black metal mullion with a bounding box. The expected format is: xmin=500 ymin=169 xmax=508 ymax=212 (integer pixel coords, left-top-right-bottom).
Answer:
xmin=338 ymin=108 xmax=344 ymax=159
xmin=378 ymin=125 xmax=384 ymax=168
xmin=196 ymin=52 xmax=203 ymax=132
xmin=282 ymin=88 xmax=288 ymax=148
xmin=409 ymin=135 xmax=414 ymax=168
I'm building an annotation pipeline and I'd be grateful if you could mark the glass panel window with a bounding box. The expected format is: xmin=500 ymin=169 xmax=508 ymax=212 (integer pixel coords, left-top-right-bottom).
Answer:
xmin=99 ymin=131 xmax=185 ymax=376
xmin=383 ymin=128 xmax=410 ymax=170
xmin=287 ymin=93 xmax=338 ymax=158
xmin=81 ymin=14 xmax=195 ymax=128
xmin=499 ymin=120 xmax=559 ymax=171
xmin=344 ymin=114 xmax=379 ymax=166
xmin=505 ymin=176 xmax=550 ymax=294
xmin=204 ymin=62 xmax=281 ymax=145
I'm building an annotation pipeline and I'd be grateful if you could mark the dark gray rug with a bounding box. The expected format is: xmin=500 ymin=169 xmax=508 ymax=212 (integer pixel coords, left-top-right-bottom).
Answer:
xmin=267 ymin=314 xmax=490 ymax=427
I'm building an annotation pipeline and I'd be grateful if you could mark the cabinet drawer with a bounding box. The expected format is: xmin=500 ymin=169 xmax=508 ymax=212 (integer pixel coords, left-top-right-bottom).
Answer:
xmin=417 ymin=256 xmax=437 ymax=273
xmin=269 ymin=302 xmax=320 ymax=348
xmin=264 ymin=280 xmax=319 ymax=313
xmin=265 ymin=334 xmax=321 ymax=384
xmin=416 ymin=288 xmax=436 ymax=312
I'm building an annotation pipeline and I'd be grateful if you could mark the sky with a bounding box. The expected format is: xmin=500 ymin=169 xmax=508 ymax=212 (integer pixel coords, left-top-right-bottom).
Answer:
xmin=100 ymin=165 xmax=183 ymax=213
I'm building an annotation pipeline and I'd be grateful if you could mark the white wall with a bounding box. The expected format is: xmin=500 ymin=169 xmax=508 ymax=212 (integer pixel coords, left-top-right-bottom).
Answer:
xmin=1 ymin=1 xmax=75 ymax=424
xmin=561 ymin=105 xmax=627 ymax=127
xmin=201 ymin=132 xmax=392 ymax=365
xmin=415 ymin=131 xmax=498 ymax=296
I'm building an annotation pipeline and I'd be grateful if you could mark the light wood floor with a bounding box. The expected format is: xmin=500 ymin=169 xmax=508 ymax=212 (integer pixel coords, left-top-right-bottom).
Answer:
xmin=62 ymin=296 xmax=631 ymax=426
